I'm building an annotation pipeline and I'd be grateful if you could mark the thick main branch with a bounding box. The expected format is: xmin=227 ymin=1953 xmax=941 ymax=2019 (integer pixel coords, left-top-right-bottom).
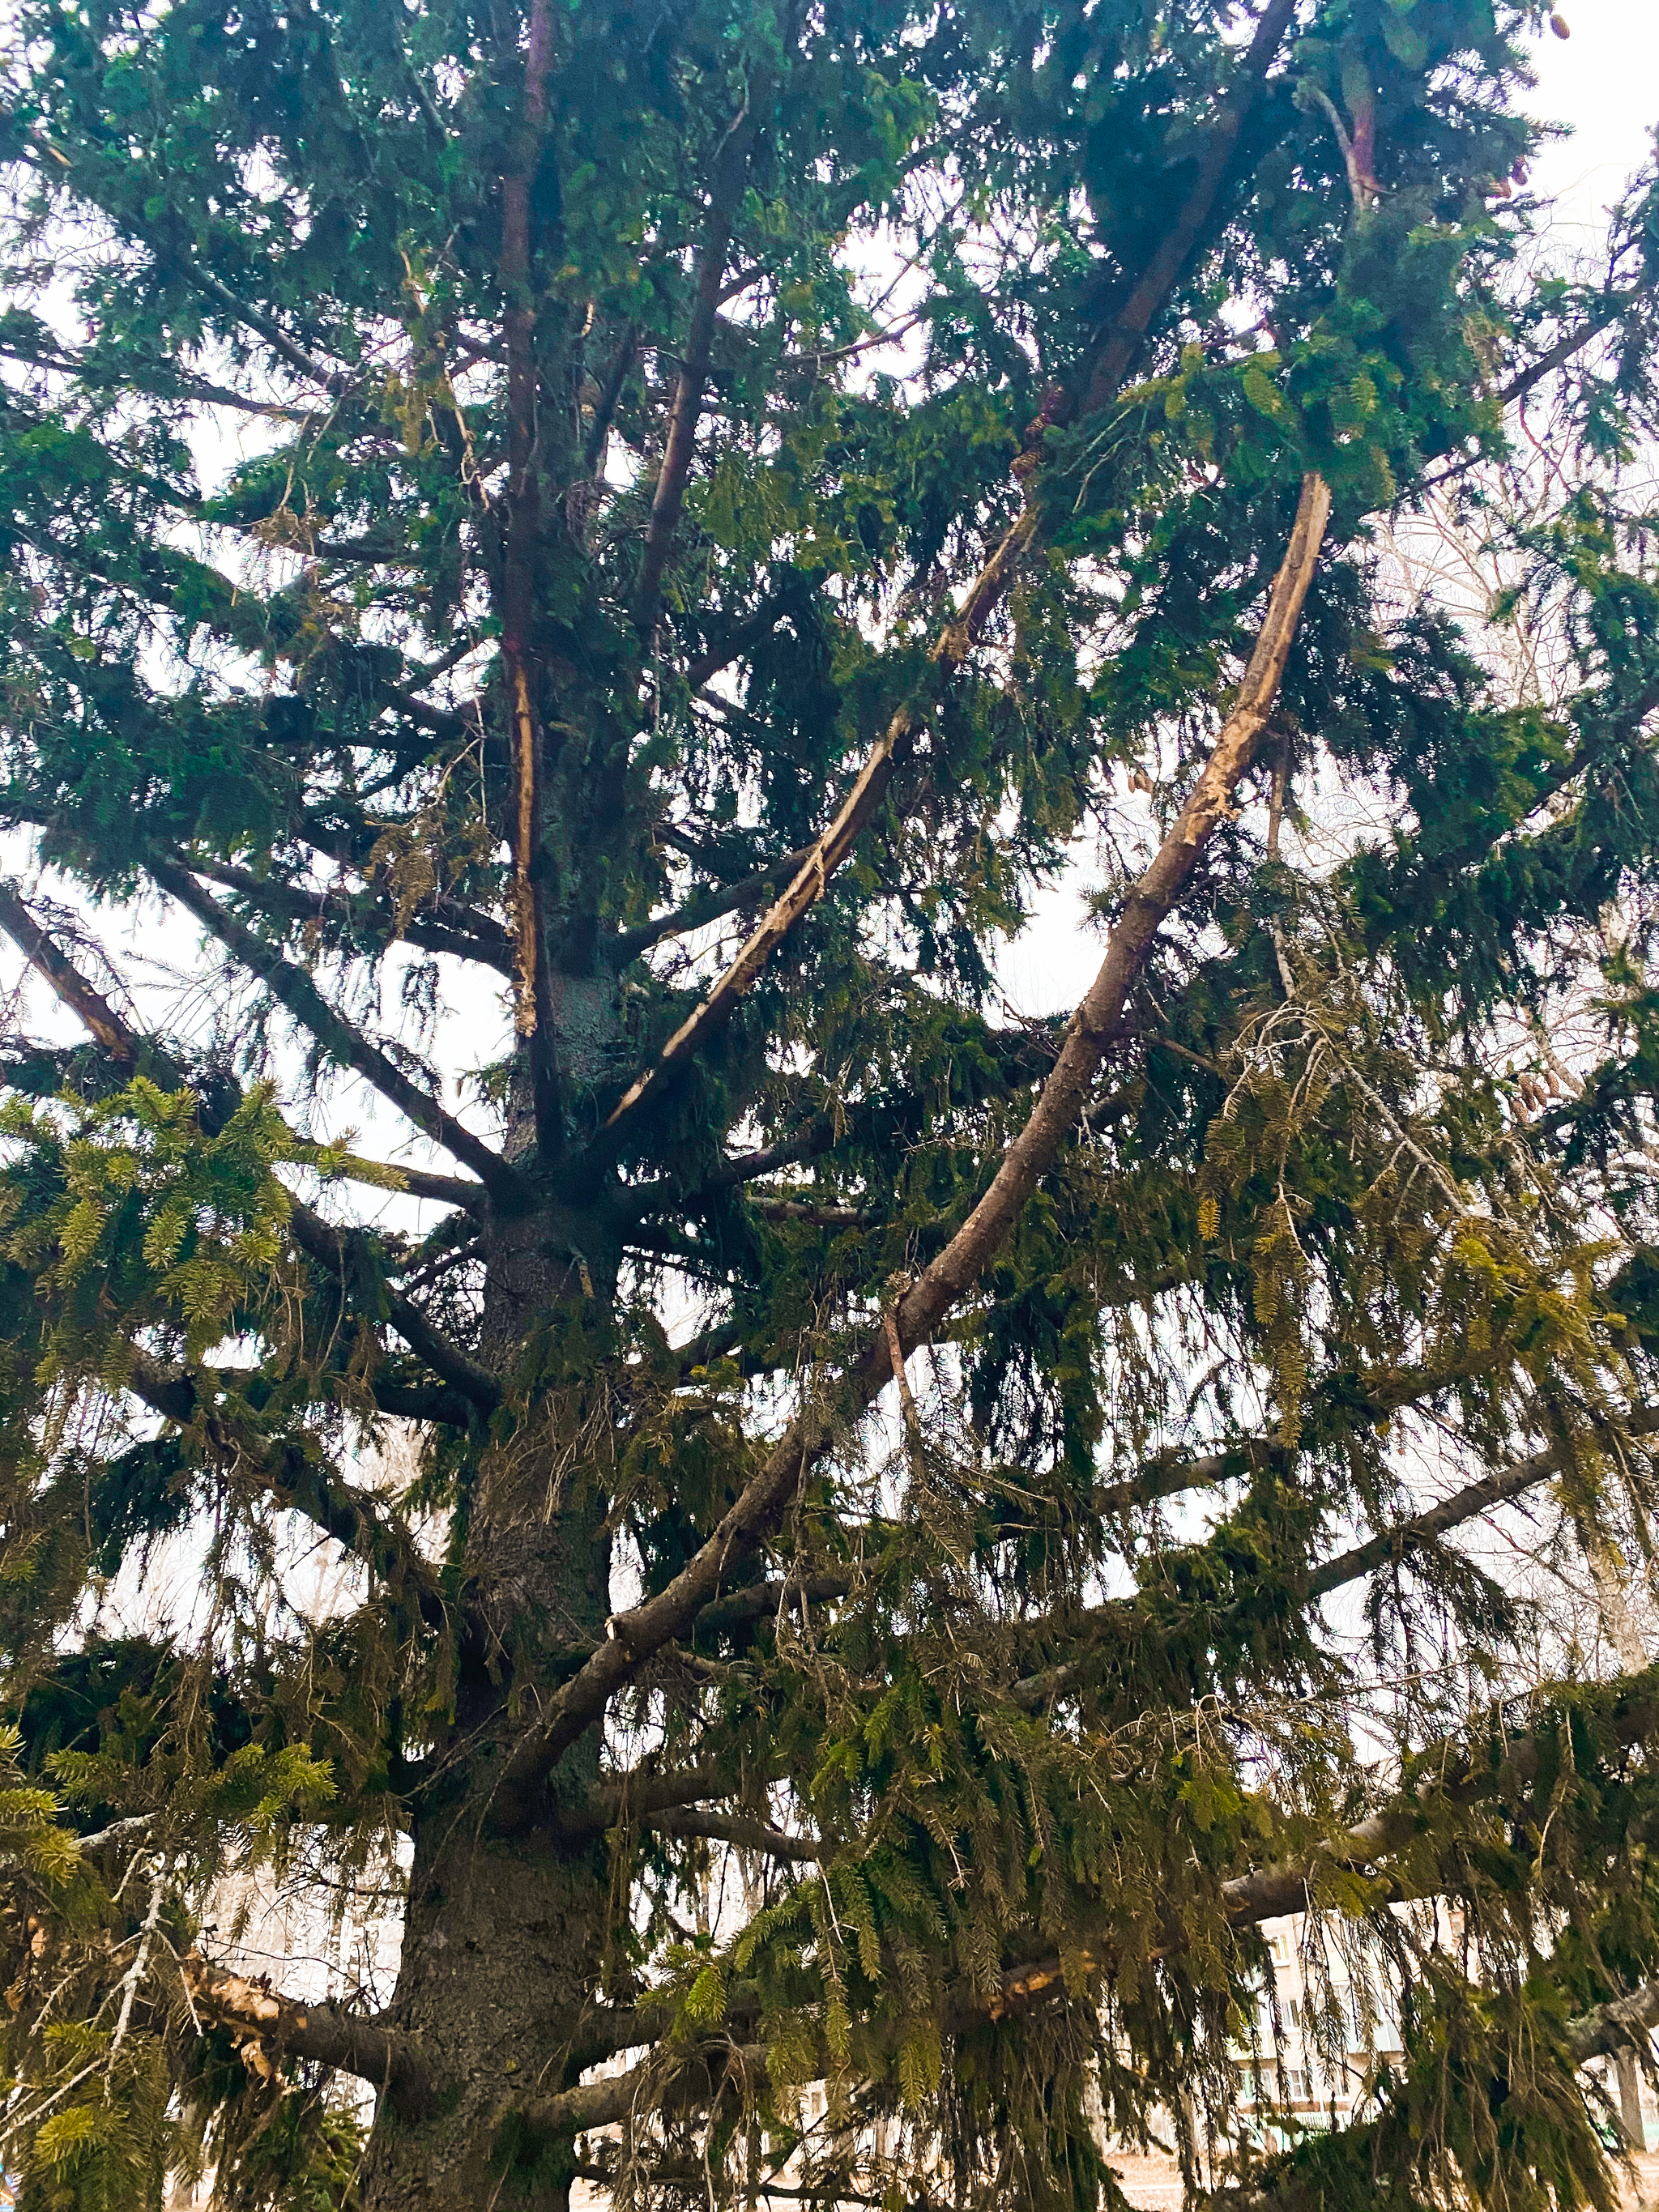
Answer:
xmin=504 ymin=471 xmax=1332 ymax=1796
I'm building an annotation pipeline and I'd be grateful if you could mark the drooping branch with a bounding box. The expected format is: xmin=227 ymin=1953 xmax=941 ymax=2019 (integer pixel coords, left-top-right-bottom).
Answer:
xmin=284 ymin=1208 xmax=501 ymax=1414
xmin=0 ymin=880 xmax=151 ymax=1068
xmin=505 ymin=472 xmax=1332 ymax=1792
xmin=152 ymin=249 xmax=347 ymax=395
xmin=0 ymin=328 xmax=313 ymax=420
xmin=1499 ymin=288 xmax=1651 ymax=409
xmin=1219 ymin=1683 xmax=1659 ymax=1929
xmin=599 ymin=694 xmax=923 ymax=1131
xmin=125 ymin=1349 xmax=448 ymax=1632
xmin=683 ymin=582 xmax=808 ymax=692
xmin=0 ymin=878 xmax=497 ymax=1412
xmin=1014 ymin=1408 xmax=1659 ymax=1709
xmin=0 ymin=872 xmax=484 ymax=1208
xmin=518 ymin=2038 xmax=770 ymax=2139
xmin=186 ymin=852 xmax=515 ymax=977
xmin=749 ymin=1197 xmax=871 ymax=1227
xmin=1076 ymin=0 xmax=1299 ymax=420
xmin=556 ymin=1757 xmax=790 ymax=1841
xmin=145 ymin=855 xmax=525 ymax=1206
xmin=616 ymin=1118 xmax=838 ymax=1223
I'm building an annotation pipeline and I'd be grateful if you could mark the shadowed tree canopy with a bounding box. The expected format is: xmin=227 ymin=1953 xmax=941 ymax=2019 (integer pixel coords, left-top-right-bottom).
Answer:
xmin=4 ymin=0 xmax=1659 ymax=2206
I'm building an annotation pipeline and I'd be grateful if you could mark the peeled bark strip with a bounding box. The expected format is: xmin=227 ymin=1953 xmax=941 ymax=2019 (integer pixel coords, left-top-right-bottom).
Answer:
xmin=498 ymin=0 xmax=561 ymax=1152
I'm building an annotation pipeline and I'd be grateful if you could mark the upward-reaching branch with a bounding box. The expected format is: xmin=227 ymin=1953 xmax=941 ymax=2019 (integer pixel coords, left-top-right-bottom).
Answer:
xmin=507 ymin=472 xmax=1332 ymax=1792
xmin=632 ymin=107 xmax=758 ymax=637
xmin=599 ymin=0 xmax=1301 ymax=1138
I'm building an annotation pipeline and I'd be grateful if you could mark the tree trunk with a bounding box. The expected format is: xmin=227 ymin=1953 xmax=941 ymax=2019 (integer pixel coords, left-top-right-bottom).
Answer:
xmin=360 ymin=1170 xmax=620 ymax=2210
xmin=359 ymin=1826 xmax=607 ymax=2211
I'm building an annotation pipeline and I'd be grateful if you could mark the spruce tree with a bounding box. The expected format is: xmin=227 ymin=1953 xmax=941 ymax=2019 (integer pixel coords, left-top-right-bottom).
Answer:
xmin=2 ymin=0 xmax=1659 ymax=2206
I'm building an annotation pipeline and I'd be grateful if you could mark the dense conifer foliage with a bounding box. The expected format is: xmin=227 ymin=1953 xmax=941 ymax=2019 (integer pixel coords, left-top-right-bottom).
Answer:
xmin=2 ymin=0 xmax=1659 ymax=2205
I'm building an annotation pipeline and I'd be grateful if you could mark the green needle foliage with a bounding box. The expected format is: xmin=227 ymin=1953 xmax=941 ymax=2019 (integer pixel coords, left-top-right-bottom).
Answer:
xmin=0 ymin=0 xmax=1657 ymax=2206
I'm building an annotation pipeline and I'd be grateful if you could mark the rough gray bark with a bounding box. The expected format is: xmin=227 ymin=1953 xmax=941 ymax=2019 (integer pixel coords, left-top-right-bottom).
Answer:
xmin=358 ymin=1191 xmax=616 ymax=2212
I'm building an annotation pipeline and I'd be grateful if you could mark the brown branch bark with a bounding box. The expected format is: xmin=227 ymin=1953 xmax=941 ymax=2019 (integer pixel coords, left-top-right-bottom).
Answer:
xmin=1218 ymin=1684 xmax=1659 ymax=1929
xmin=682 ymin=584 xmax=806 ymax=693
xmin=633 ymin=109 xmax=759 ymax=635
xmin=583 ymin=323 xmax=637 ymax=474
xmin=1497 ymin=290 xmax=1644 ymax=409
xmin=0 ymin=880 xmax=147 ymax=1067
xmin=284 ymin=1208 xmax=501 ymax=1413
xmin=556 ymin=1758 xmax=790 ymax=1841
xmin=749 ymin=1198 xmax=871 ymax=1228
xmin=599 ymin=0 xmax=1300 ymax=1139
xmin=311 ymin=1157 xmax=488 ymax=1213
xmin=1076 ymin=0 xmax=1299 ymax=420
xmin=520 ymin=2039 xmax=768 ymax=2138
xmin=611 ymin=1116 xmax=838 ymax=1221
xmin=182 ymin=1954 xmax=429 ymax=2113
xmin=504 ymin=472 xmax=1332 ymax=1796
xmin=599 ymin=693 xmax=923 ymax=1130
